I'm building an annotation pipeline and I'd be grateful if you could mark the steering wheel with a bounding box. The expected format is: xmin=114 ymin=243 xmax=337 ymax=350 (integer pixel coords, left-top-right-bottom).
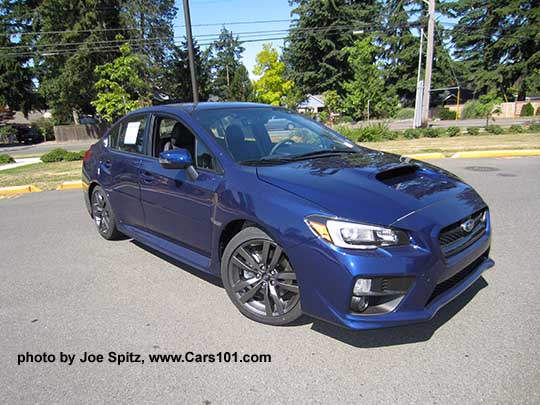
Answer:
xmin=270 ymin=137 xmax=297 ymax=155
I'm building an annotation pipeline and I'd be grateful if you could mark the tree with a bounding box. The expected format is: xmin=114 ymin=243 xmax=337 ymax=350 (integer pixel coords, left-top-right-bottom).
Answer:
xmin=283 ymin=0 xmax=376 ymax=98
xmin=0 ymin=0 xmax=39 ymax=115
xmin=447 ymin=0 xmax=540 ymax=99
xmin=34 ymin=0 xmax=125 ymax=123
xmin=230 ymin=64 xmax=253 ymax=102
xmin=164 ymin=39 xmax=211 ymax=102
xmin=120 ymin=0 xmax=177 ymax=84
xmin=91 ymin=41 xmax=151 ymax=122
xmin=323 ymin=90 xmax=342 ymax=115
xmin=252 ymin=44 xmax=293 ymax=105
xmin=209 ymin=28 xmax=245 ymax=100
xmin=474 ymin=92 xmax=502 ymax=126
xmin=341 ymin=37 xmax=398 ymax=120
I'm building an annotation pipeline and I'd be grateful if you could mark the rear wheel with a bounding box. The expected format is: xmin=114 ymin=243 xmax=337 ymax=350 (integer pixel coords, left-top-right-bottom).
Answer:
xmin=91 ymin=186 xmax=122 ymax=240
xmin=221 ymin=227 xmax=302 ymax=325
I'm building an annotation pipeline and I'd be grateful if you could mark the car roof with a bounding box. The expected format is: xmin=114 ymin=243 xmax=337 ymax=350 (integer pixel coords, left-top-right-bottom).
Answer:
xmin=132 ymin=101 xmax=279 ymax=116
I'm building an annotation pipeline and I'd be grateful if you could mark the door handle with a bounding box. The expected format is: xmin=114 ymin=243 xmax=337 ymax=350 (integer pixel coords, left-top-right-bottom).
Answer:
xmin=141 ymin=171 xmax=154 ymax=183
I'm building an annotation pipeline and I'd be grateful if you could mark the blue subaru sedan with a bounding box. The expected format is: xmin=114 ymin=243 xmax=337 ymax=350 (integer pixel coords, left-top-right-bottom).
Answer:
xmin=82 ymin=102 xmax=494 ymax=329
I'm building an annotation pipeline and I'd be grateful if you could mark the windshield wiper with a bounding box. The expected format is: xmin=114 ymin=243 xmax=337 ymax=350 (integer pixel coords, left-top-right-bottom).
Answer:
xmin=288 ymin=149 xmax=358 ymax=161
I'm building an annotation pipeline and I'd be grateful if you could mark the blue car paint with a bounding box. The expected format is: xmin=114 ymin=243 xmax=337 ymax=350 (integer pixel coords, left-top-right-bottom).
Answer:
xmin=83 ymin=102 xmax=494 ymax=330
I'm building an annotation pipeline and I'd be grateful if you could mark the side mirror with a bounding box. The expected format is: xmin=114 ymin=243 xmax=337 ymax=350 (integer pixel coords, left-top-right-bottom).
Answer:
xmin=159 ymin=148 xmax=193 ymax=169
xmin=158 ymin=148 xmax=199 ymax=181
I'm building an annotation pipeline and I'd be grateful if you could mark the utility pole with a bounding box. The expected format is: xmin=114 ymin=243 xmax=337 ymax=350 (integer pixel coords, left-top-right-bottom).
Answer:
xmin=421 ymin=0 xmax=435 ymax=127
xmin=182 ymin=0 xmax=199 ymax=103
xmin=413 ymin=28 xmax=424 ymax=128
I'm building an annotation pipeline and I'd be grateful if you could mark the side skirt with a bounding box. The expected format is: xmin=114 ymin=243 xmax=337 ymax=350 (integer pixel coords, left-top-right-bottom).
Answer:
xmin=118 ymin=223 xmax=212 ymax=274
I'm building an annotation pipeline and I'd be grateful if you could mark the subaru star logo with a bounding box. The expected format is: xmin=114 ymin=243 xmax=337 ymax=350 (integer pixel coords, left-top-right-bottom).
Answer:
xmin=461 ymin=219 xmax=475 ymax=233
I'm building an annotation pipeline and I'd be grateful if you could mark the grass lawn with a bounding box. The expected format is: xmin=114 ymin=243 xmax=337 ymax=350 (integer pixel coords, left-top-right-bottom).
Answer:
xmin=359 ymin=132 xmax=540 ymax=156
xmin=0 ymin=161 xmax=82 ymax=191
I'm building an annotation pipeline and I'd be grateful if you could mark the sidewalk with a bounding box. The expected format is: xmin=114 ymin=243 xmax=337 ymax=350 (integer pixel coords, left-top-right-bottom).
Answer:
xmin=0 ymin=157 xmax=41 ymax=171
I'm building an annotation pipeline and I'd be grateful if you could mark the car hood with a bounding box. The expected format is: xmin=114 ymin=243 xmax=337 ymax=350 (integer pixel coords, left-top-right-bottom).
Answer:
xmin=256 ymin=150 xmax=485 ymax=227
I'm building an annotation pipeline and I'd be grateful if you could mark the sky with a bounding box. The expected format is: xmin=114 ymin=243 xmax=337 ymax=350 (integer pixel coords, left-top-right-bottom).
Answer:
xmin=173 ymin=0 xmax=293 ymax=78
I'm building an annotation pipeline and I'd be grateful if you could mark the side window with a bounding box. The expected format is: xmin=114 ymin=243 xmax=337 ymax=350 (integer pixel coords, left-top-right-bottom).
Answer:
xmin=107 ymin=123 xmax=122 ymax=149
xmin=153 ymin=116 xmax=195 ymax=159
xmin=117 ymin=116 xmax=147 ymax=154
xmin=196 ymin=140 xmax=216 ymax=171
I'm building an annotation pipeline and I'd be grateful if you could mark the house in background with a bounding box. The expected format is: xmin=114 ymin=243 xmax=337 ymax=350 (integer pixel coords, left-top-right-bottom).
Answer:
xmin=297 ymin=94 xmax=325 ymax=114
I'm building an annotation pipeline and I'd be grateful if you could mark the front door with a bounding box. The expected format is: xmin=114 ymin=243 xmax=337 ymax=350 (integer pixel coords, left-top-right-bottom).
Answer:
xmin=139 ymin=116 xmax=222 ymax=257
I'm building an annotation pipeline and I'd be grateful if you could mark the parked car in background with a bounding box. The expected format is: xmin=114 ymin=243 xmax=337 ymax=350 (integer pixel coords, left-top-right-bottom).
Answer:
xmin=82 ymin=102 xmax=494 ymax=329
xmin=15 ymin=125 xmax=43 ymax=144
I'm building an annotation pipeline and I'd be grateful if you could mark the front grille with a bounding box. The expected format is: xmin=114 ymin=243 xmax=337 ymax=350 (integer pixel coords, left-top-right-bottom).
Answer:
xmin=426 ymin=253 xmax=487 ymax=305
xmin=438 ymin=209 xmax=487 ymax=258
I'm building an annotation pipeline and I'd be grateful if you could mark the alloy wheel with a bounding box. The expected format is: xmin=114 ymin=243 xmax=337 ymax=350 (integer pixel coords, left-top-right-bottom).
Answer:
xmin=228 ymin=239 xmax=299 ymax=318
xmin=92 ymin=189 xmax=111 ymax=235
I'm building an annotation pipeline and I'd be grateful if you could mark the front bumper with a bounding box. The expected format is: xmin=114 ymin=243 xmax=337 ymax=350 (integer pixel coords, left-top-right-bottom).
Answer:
xmin=288 ymin=218 xmax=493 ymax=330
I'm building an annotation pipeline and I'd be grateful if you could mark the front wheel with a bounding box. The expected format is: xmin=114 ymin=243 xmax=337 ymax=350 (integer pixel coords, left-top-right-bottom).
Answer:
xmin=221 ymin=227 xmax=302 ymax=325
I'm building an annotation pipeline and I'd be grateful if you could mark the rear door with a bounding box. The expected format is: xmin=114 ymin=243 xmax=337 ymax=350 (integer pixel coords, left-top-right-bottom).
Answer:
xmin=100 ymin=114 xmax=148 ymax=229
xmin=139 ymin=114 xmax=222 ymax=257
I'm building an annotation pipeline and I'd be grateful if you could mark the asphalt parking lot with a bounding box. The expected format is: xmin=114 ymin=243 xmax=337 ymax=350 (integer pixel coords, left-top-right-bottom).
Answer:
xmin=1 ymin=157 xmax=539 ymax=404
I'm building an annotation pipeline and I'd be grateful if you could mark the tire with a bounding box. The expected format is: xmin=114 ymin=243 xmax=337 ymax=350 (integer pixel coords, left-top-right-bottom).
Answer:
xmin=221 ymin=227 xmax=302 ymax=325
xmin=91 ymin=186 xmax=122 ymax=240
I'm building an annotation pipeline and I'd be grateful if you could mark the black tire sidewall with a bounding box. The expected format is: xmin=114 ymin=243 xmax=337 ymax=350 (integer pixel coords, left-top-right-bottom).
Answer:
xmin=91 ymin=186 xmax=121 ymax=240
xmin=221 ymin=227 xmax=302 ymax=326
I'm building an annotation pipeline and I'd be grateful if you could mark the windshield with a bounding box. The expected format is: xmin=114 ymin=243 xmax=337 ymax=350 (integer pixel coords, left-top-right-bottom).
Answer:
xmin=193 ymin=107 xmax=360 ymax=164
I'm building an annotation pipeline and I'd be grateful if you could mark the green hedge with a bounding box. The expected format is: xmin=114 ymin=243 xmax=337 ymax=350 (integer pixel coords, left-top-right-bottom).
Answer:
xmin=438 ymin=107 xmax=457 ymax=120
xmin=466 ymin=127 xmax=480 ymax=136
xmin=485 ymin=125 xmax=504 ymax=135
xmin=0 ymin=153 xmax=15 ymax=164
xmin=508 ymin=124 xmax=524 ymax=133
xmin=41 ymin=148 xmax=86 ymax=163
xmin=520 ymin=103 xmax=535 ymax=117
xmin=447 ymin=126 xmax=460 ymax=137
xmin=528 ymin=122 xmax=540 ymax=132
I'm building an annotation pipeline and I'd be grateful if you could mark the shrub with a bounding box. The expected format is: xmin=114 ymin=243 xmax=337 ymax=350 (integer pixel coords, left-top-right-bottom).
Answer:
xmin=508 ymin=124 xmax=524 ymax=133
xmin=0 ymin=153 xmax=15 ymax=164
xmin=520 ymin=102 xmax=535 ymax=117
xmin=336 ymin=115 xmax=353 ymax=124
xmin=461 ymin=100 xmax=481 ymax=119
xmin=31 ymin=119 xmax=55 ymax=141
xmin=446 ymin=126 xmax=460 ymax=137
xmin=403 ymin=128 xmax=423 ymax=139
xmin=356 ymin=123 xmax=389 ymax=142
xmin=394 ymin=108 xmax=415 ymax=120
xmin=41 ymin=148 xmax=68 ymax=163
xmin=319 ymin=111 xmax=329 ymax=122
xmin=528 ymin=122 xmax=540 ymax=132
xmin=0 ymin=124 xmax=17 ymax=143
xmin=424 ymin=127 xmax=445 ymax=138
xmin=334 ymin=125 xmax=357 ymax=142
xmin=485 ymin=125 xmax=504 ymax=135
xmin=466 ymin=127 xmax=480 ymax=136
xmin=438 ymin=107 xmax=457 ymax=120
xmin=64 ymin=150 xmax=86 ymax=161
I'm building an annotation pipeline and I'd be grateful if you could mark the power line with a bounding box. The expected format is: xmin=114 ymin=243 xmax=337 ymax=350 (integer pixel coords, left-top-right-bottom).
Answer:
xmin=2 ymin=18 xmax=294 ymax=37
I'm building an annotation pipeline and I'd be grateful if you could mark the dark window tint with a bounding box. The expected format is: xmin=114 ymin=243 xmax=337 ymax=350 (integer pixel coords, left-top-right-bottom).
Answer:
xmin=196 ymin=140 xmax=216 ymax=171
xmin=117 ymin=116 xmax=147 ymax=154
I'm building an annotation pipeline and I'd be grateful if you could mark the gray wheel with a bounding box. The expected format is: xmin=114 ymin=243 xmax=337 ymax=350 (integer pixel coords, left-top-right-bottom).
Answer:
xmin=91 ymin=186 xmax=121 ymax=240
xmin=221 ymin=227 xmax=302 ymax=325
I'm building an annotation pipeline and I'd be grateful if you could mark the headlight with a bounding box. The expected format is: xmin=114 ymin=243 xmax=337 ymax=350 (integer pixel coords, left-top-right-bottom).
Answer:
xmin=305 ymin=216 xmax=409 ymax=249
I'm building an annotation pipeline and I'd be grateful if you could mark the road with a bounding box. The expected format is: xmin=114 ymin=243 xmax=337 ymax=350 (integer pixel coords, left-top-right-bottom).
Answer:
xmin=0 ymin=140 xmax=95 ymax=157
xmin=1 ymin=157 xmax=539 ymax=404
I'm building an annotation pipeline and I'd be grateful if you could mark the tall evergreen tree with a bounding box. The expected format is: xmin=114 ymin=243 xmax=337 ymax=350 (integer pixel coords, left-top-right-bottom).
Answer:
xmin=209 ymin=28 xmax=245 ymax=100
xmin=230 ymin=64 xmax=253 ymax=102
xmin=164 ymin=38 xmax=211 ymax=102
xmin=447 ymin=0 xmax=540 ymax=99
xmin=34 ymin=0 xmax=125 ymax=123
xmin=283 ymin=0 xmax=376 ymax=98
xmin=0 ymin=0 xmax=39 ymax=115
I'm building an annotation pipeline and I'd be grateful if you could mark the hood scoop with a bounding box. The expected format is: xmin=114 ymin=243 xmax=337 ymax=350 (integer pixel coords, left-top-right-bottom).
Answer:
xmin=376 ymin=164 xmax=419 ymax=185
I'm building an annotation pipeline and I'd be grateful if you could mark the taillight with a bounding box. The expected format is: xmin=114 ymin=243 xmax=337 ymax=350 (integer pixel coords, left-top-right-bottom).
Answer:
xmin=83 ymin=149 xmax=92 ymax=163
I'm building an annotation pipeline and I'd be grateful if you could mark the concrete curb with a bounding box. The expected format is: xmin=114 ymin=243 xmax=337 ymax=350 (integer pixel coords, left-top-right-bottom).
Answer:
xmin=0 ymin=185 xmax=42 ymax=195
xmin=56 ymin=180 xmax=83 ymax=190
xmin=451 ymin=149 xmax=540 ymax=159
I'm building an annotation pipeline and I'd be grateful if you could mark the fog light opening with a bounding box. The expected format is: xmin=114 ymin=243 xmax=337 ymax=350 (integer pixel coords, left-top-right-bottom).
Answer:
xmin=351 ymin=296 xmax=369 ymax=313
